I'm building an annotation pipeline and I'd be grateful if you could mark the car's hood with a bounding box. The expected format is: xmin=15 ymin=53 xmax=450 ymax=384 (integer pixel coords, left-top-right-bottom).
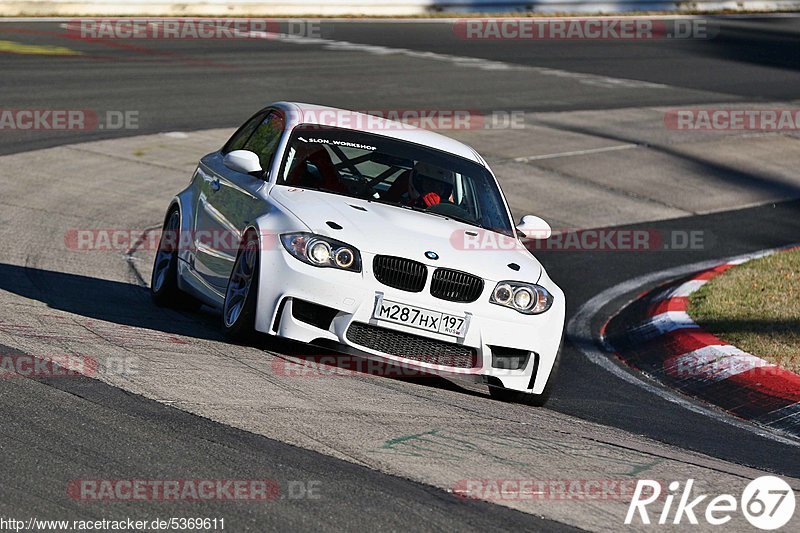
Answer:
xmin=270 ymin=186 xmax=542 ymax=283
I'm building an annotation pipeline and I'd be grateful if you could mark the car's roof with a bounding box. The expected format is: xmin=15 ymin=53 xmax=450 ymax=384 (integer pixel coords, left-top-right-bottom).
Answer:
xmin=274 ymin=101 xmax=486 ymax=165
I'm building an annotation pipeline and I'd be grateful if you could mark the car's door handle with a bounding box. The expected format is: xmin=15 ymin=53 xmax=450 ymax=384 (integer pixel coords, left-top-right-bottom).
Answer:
xmin=210 ymin=179 xmax=221 ymax=192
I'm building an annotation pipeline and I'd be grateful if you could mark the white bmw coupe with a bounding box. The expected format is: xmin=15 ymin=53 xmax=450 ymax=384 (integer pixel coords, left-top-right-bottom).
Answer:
xmin=151 ymin=102 xmax=564 ymax=405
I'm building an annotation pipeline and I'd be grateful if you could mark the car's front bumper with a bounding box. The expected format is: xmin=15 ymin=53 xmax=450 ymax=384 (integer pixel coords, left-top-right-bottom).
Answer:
xmin=255 ymin=236 xmax=565 ymax=394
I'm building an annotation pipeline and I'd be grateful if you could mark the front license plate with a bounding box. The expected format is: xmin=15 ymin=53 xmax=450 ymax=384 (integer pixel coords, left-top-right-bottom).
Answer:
xmin=373 ymin=299 xmax=468 ymax=337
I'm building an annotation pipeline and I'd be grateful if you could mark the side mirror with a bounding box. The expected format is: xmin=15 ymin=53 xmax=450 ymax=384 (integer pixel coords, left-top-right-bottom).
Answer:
xmin=223 ymin=150 xmax=263 ymax=177
xmin=516 ymin=215 xmax=552 ymax=240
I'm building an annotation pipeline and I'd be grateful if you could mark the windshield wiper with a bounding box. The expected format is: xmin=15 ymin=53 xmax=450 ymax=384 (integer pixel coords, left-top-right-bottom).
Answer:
xmin=406 ymin=205 xmax=480 ymax=228
xmin=368 ymin=199 xmax=497 ymax=233
xmin=286 ymin=184 xmax=363 ymax=201
xmin=448 ymin=213 xmax=483 ymax=227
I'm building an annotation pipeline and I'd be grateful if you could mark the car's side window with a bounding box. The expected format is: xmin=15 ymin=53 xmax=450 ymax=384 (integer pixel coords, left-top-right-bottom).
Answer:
xmin=222 ymin=110 xmax=269 ymax=154
xmin=242 ymin=112 xmax=285 ymax=173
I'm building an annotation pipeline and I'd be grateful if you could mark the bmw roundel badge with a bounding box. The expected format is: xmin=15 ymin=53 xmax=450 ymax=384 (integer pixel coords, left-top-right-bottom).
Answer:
xmin=425 ymin=251 xmax=439 ymax=260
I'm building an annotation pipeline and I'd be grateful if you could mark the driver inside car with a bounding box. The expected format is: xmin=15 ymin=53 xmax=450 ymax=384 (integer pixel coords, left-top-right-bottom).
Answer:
xmin=406 ymin=161 xmax=455 ymax=208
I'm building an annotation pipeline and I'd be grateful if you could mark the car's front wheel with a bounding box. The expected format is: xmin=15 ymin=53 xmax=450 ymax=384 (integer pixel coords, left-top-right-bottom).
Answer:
xmin=489 ymin=383 xmax=552 ymax=407
xmin=223 ymin=230 xmax=260 ymax=340
xmin=151 ymin=208 xmax=200 ymax=310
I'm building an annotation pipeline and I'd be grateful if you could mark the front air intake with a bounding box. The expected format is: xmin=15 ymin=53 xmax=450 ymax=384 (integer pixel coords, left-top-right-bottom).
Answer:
xmin=346 ymin=322 xmax=478 ymax=368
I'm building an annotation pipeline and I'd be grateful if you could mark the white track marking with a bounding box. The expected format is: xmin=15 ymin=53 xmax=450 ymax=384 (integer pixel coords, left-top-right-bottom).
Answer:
xmin=728 ymin=249 xmax=774 ymax=264
xmin=161 ymin=131 xmax=189 ymax=139
xmin=55 ymin=19 xmax=673 ymax=89
xmin=513 ymin=144 xmax=638 ymax=162
xmin=567 ymin=248 xmax=800 ymax=447
xmin=208 ymin=25 xmax=670 ymax=90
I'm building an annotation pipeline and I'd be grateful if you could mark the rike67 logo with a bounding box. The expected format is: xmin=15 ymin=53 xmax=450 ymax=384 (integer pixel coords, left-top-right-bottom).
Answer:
xmin=626 ymin=476 xmax=795 ymax=529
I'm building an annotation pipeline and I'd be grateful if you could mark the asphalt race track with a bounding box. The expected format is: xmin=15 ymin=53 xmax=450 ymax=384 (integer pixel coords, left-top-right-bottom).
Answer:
xmin=1 ymin=17 xmax=799 ymax=531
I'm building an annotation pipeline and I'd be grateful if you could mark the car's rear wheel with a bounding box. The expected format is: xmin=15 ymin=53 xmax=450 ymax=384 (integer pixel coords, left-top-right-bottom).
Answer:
xmin=151 ymin=208 xmax=200 ymax=310
xmin=223 ymin=230 xmax=260 ymax=340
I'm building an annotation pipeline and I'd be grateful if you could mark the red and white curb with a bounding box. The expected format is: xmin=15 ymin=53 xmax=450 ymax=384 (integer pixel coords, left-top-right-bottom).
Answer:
xmin=602 ymin=248 xmax=800 ymax=437
xmin=649 ymin=259 xmax=776 ymax=379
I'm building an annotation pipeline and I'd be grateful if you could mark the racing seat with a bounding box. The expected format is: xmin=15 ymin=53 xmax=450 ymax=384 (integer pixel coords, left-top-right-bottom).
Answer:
xmin=383 ymin=170 xmax=411 ymax=202
xmin=286 ymin=144 xmax=345 ymax=192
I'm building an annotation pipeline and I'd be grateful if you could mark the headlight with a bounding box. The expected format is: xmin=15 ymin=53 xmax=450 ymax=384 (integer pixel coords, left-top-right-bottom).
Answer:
xmin=492 ymin=283 xmax=513 ymax=305
xmin=308 ymin=239 xmax=331 ymax=265
xmin=280 ymin=233 xmax=362 ymax=272
xmin=513 ymin=287 xmax=533 ymax=310
xmin=490 ymin=281 xmax=553 ymax=314
xmin=334 ymin=247 xmax=355 ymax=268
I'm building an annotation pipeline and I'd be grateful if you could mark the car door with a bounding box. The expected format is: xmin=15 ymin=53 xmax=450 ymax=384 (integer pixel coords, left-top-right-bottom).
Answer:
xmin=192 ymin=109 xmax=285 ymax=293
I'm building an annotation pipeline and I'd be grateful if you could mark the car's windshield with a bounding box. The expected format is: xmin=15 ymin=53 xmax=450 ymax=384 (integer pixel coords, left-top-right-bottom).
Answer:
xmin=277 ymin=125 xmax=514 ymax=235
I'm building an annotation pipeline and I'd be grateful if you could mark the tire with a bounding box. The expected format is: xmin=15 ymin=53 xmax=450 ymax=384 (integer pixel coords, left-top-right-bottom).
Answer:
xmin=223 ymin=229 xmax=260 ymax=340
xmin=150 ymin=208 xmax=201 ymax=310
xmin=489 ymin=382 xmax=553 ymax=407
